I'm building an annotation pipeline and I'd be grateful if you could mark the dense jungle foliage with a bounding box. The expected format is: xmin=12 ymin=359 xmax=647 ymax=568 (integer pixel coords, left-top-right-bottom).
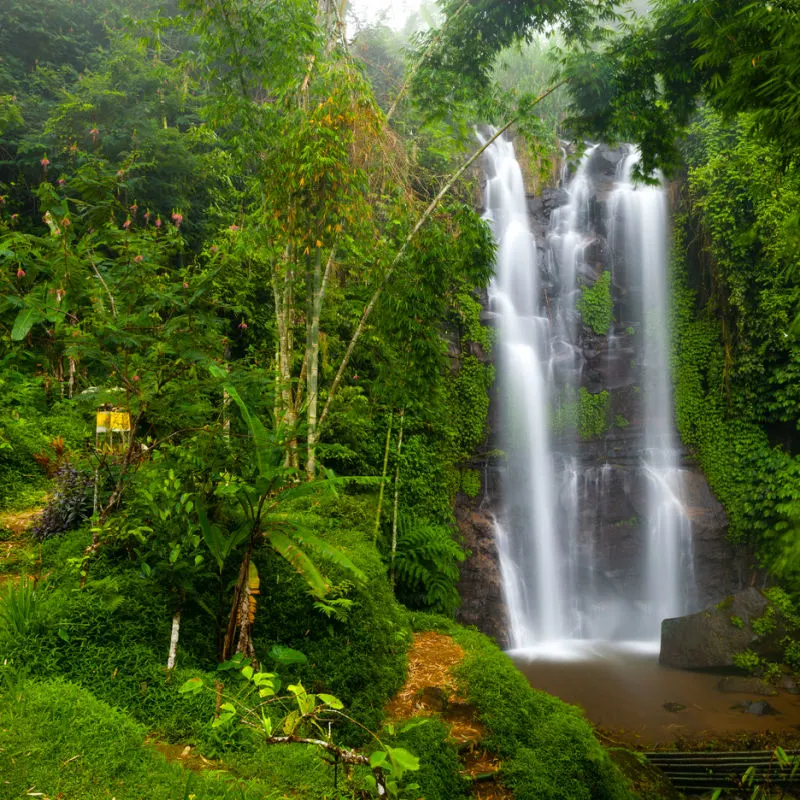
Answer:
xmin=2 ymin=0 xmax=800 ymax=797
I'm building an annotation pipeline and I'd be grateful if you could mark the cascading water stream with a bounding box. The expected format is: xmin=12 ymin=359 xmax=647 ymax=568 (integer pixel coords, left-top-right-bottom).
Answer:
xmin=482 ymin=133 xmax=564 ymax=646
xmin=609 ymin=151 xmax=695 ymax=631
xmin=485 ymin=135 xmax=696 ymax=652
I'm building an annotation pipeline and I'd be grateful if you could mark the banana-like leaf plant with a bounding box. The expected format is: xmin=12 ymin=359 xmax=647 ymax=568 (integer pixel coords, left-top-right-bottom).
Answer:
xmin=209 ymin=364 xmax=366 ymax=660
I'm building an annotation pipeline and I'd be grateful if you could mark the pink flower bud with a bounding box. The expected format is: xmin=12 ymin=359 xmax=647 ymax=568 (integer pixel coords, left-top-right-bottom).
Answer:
xmin=134 ymin=255 xmax=144 ymax=263
xmin=16 ymin=268 xmax=25 ymax=279
xmin=229 ymin=224 xmax=239 ymax=231
xmin=171 ymin=212 xmax=184 ymax=228
xmin=238 ymin=321 xmax=248 ymax=330
xmin=155 ymin=218 xmax=162 ymax=228
xmin=133 ymin=375 xmax=140 ymax=382
xmin=183 ymin=281 xmax=189 ymax=289
xmin=40 ymin=157 xmax=50 ymax=167
xmin=58 ymin=178 xmax=65 ymax=186
xmin=123 ymin=219 xmax=131 ymax=229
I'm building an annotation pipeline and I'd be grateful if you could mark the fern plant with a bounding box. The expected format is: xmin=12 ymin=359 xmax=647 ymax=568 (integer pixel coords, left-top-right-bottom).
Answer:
xmin=0 ymin=577 xmax=45 ymax=641
xmin=393 ymin=516 xmax=466 ymax=616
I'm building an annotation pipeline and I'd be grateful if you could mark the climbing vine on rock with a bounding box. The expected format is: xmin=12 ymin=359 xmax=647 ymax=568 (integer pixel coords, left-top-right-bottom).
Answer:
xmin=577 ymin=271 xmax=612 ymax=335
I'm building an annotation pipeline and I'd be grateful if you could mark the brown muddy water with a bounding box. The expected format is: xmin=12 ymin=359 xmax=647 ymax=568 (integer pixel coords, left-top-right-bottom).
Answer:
xmin=512 ymin=641 xmax=800 ymax=747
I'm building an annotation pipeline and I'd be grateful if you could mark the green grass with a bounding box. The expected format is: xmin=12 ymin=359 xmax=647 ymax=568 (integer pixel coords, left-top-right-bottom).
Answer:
xmin=0 ymin=678 xmax=303 ymax=800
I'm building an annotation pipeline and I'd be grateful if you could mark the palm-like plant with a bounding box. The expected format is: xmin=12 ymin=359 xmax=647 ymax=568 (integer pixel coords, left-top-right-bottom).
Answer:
xmin=208 ymin=365 xmax=365 ymax=660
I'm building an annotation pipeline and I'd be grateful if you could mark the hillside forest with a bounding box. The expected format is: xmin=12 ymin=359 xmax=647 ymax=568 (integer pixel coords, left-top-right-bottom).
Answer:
xmin=1 ymin=0 xmax=800 ymax=798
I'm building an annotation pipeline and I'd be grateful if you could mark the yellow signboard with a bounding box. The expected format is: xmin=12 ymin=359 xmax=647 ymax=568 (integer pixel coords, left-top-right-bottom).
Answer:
xmin=95 ymin=411 xmax=130 ymax=432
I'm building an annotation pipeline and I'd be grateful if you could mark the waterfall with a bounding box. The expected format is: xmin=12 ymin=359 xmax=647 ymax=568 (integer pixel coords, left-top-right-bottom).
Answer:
xmin=483 ymin=133 xmax=564 ymax=646
xmin=609 ymin=151 xmax=695 ymax=631
xmin=484 ymin=134 xmax=696 ymax=651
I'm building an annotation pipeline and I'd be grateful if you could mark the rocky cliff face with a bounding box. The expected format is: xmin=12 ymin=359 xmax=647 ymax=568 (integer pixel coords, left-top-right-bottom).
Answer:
xmin=456 ymin=144 xmax=746 ymax=645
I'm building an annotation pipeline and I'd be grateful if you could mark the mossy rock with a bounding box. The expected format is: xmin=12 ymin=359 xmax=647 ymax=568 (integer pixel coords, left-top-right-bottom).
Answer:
xmin=609 ymin=750 xmax=681 ymax=800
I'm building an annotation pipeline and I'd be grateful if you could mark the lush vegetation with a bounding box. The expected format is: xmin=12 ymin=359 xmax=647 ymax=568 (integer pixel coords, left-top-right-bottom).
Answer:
xmin=0 ymin=0 xmax=638 ymax=798
xmin=4 ymin=0 xmax=800 ymax=796
xmin=668 ymin=109 xmax=800 ymax=589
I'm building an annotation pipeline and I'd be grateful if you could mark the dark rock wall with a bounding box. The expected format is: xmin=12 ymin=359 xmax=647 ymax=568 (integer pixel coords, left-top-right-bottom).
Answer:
xmin=456 ymin=145 xmax=746 ymax=645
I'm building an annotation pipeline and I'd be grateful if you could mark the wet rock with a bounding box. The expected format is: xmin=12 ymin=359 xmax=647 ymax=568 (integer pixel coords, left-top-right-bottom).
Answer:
xmin=680 ymin=471 xmax=745 ymax=608
xmin=455 ymin=499 xmax=508 ymax=646
xmin=660 ymin=587 xmax=785 ymax=669
xmin=589 ymin=144 xmax=628 ymax=179
xmin=732 ymin=700 xmax=779 ymax=716
xmin=541 ymin=187 xmax=569 ymax=212
xmin=610 ymin=749 xmax=682 ymax=800
xmin=663 ymin=701 xmax=687 ymax=713
xmin=717 ymin=676 xmax=779 ymax=696
xmin=780 ymin=675 xmax=800 ymax=694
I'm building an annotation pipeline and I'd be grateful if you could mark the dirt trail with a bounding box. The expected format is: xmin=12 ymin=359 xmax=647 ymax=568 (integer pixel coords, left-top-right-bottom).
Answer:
xmin=0 ymin=507 xmax=43 ymax=583
xmin=386 ymin=630 xmax=511 ymax=799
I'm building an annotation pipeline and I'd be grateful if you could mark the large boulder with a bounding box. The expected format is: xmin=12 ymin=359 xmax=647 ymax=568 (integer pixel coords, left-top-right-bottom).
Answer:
xmin=660 ymin=587 xmax=785 ymax=669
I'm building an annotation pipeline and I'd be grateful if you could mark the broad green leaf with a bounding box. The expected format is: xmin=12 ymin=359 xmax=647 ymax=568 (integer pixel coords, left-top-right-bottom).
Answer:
xmin=209 ymin=364 xmax=271 ymax=476
xmin=388 ymin=746 xmax=420 ymax=774
xmin=267 ymin=530 xmax=329 ymax=598
xmin=283 ymin=709 xmax=300 ymax=735
xmin=369 ymin=750 xmax=388 ymax=769
xmin=11 ymin=306 xmax=41 ymax=341
xmin=278 ymin=528 xmax=366 ymax=585
xmin=269 ymin=644 xmax=308 ymax=666
xmin=179 ymin=677 xmax=203 ymax=694
xmin=317 ymin=693 xmax=343 ymax=710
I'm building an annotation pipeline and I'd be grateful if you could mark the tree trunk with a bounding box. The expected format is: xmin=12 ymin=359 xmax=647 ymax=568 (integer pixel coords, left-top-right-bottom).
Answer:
xmin=305 ymin=246 xmax=335 ymax=479
xmin=373 ymin=413 xmax=393 ymax=542
xmin=167 ymin=608 xmax=181 ymax=670
xmin=390 ymin=408 xmax=405 ymax=586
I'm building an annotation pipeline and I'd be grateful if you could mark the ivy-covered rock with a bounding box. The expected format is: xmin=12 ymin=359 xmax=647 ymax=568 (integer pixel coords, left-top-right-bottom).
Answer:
xmin=660 ymin=587 xmax=787 ymax=669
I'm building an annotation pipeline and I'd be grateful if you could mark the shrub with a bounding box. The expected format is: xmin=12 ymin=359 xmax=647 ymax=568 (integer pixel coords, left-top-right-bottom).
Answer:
xmin=381 ymin=717 xmax=470 ymax=800
xmin=32 ymin=462 xmax=94 ymax=541
xmin=394 ymin=515 xmax=466 ymax=616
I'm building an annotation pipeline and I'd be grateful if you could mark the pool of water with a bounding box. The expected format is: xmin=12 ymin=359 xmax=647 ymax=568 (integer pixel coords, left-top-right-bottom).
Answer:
xmin=512 ymin=641 xmax=800 ymax=746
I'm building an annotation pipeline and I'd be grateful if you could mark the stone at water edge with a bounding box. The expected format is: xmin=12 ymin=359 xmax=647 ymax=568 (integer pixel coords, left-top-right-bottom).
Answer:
xmin=732 ymin=700 xmax=779 ymax=716
xmin=659 ymin=587 xmax=786 ymax=669
xmin=717 ymin=676 xmax=779 ymax=696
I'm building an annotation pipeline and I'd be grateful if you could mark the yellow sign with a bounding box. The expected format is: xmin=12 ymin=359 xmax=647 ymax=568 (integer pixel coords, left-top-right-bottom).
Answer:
xmin=96 ymin=411 xmax=131 ymax=433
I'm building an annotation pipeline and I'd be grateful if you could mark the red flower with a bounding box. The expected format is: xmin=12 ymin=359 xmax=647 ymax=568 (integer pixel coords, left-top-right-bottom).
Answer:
xmin=40 ymin=157 xmax=50 ymax=167
xmin=238 ymin=320 xmax=248 ymax=330
xmin=134 ymin=255 xmax=144 ymax=263
xmin=16 ymin=268 xmax=25 ymax=279
xmin=171 ymin=212 xmax=184 ymax=228
xmin=123 ymin=219 xmax=131 ymax=230
xmin=155 ymin=218 xmax=162 ymax=228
